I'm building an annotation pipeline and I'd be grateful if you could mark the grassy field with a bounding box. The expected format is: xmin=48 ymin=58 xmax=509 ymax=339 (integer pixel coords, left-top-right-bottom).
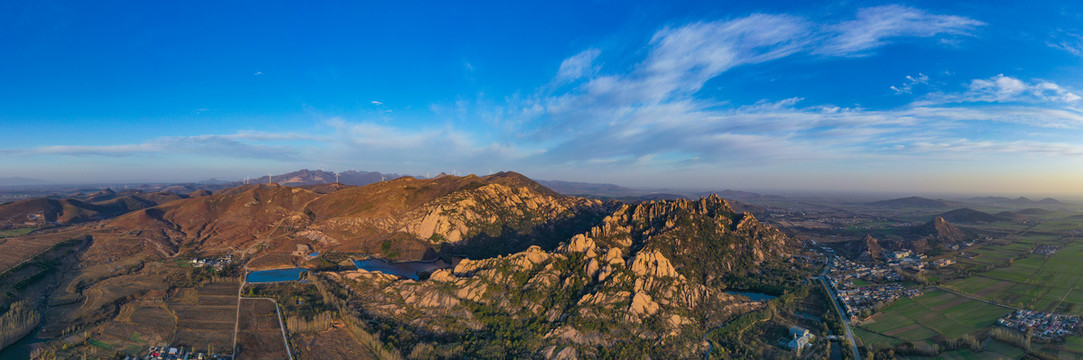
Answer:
xmin=859 ymin=288 xmax=1011 ymax=343
xmin=900 ymin=339 xmax=1024 ymax=360
xmin=0 ymin=227 xmax=35 ymax=238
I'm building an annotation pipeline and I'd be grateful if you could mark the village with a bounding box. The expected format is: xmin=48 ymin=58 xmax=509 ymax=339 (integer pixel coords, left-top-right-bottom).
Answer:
xmin=189 ymin=255 xmax=234 ymax=270
xmin=998 ymin=310 xmax=1082 ymax=341
xmin=823 ymin=251 xmax=925 ymax=319
xmin=133 ymin=345 xmax=233 ymax=360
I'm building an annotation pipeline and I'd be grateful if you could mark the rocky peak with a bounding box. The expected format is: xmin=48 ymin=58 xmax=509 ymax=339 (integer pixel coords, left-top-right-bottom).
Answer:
xmin=629 ymin=249 xmax=681 ymax=279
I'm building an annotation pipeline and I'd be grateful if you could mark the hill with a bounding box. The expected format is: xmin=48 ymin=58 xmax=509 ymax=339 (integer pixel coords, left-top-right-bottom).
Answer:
xmin=868 ymin=196 xmax=955 ymax=208
xmin=911 ymin=217 xmax=971 ymax=251
xmin=1015 ymin=208 xmax=1052 ymax=215
xmin=97 ymin=172 xmax=608 ymax=263
xmin=0 ymin=170 xmax=812 ymax=360
xmin=322 ymin=195 xmax=799 ymax=358
xmin=0 ymin=190 xmax=187 ymax=228
xmin=937 ymin=208 xmax=1006 ymax=223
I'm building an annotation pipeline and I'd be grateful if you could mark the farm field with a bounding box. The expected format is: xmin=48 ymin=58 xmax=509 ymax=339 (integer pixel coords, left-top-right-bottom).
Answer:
xmin=900 ymin=339 xmax=1024 ymax=360
xmin=168 ymin=281 xmax=240 ymax=352
xmin=946 ymin=241 xmax=1083 ymax=313
xmin=858 ymin=288 xmax=1011 ymax=343
xmin=84 ymin=280 xmax=241 ymax=357
xmin=237 ymin=298 xmax=290 ymax=359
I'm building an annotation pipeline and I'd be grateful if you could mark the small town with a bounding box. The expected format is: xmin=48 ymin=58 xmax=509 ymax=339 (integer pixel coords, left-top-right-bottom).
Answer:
xmin=998 ymin=310 xmax=1081 ymax=341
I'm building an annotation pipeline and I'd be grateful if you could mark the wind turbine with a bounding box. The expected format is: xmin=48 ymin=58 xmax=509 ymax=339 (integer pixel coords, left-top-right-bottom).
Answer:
xmin=267 ymin=173 xmax=272 ymax=184
xmin=335 ymin=172 xmax=340 ymax=184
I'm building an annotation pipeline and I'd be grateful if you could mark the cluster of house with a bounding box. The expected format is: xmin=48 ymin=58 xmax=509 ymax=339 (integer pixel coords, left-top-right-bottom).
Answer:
xmin=885 ymin=250 xmax=928 ymax=270
xmin=836 ymin=283 xmax=922 ymax=319
xmin=931 ymin=258 xmax=955 ymax=268
xmin=827 ymin=257 xmax=903 ymax=288
xmin=189 ymin=255 xmax=233 ymax=270
xmin=826 ymin=256 xmax=925 ymax=319
xmin=1033 ymin=244 xmax=1061 ymax=256
xmin=946 ymin=239 xmax=980 ymax=251
xmin=132 ymin=345 xmax=232 ymax=360
xmin=998 ymin=310 xmax=1080 ymax=341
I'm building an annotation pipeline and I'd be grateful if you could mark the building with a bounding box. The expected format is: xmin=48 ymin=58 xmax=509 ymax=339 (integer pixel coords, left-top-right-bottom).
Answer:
xmin=787 ymin=326 xmax=815 ymax=352
xmin=932 ymin=258 xmax=955 ymax=268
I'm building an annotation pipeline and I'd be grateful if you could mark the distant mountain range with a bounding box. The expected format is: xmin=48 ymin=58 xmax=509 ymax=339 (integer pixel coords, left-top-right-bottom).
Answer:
xmin=867 ymin=196 xmax=958 ymax=208
xmin=963 ymin=196 xmax=1063 ymax=206
xmin=869 ymin=195 xmax=1066 ymax=208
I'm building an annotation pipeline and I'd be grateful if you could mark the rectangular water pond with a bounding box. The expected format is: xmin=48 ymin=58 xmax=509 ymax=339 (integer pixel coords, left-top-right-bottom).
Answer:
xmin=247 ymin=268 xmax=307 ymax=283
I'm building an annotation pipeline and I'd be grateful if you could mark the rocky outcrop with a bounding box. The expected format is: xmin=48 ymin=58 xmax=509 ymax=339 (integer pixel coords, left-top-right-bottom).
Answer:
xmin=322 ymin=194 xmax=788 ymax=359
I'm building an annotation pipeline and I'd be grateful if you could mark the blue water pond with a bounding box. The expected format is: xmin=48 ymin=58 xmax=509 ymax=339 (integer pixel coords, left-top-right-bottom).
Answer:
xmin=247 ymin=268 xmax=307 ymax=283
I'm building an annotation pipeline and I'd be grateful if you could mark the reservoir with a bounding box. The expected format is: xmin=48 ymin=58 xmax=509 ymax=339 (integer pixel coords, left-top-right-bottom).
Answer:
xmin=246 ymin=268 xmax=307 ymax=283
xmin=725 ymin=290 xmax=778 ymax=302
xmin=353 ymin=258 xmax=451 ymax=280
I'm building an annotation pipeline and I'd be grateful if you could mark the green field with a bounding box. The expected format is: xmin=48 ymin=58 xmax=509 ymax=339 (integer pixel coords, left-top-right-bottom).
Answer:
xmin=900 ymin=339 xmax=1025 ymax=360
xmin=859 ymin=288 xmax=1011 ymax=343
xmin=946 ymin=240 xmax=1083 ymax=313
xmin=0 ymin=227 xmax=35 ymax=238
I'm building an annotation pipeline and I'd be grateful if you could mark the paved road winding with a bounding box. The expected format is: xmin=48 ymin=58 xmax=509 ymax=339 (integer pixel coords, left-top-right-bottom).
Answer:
xmin=819 ymin=275 xmax=861 ymax=360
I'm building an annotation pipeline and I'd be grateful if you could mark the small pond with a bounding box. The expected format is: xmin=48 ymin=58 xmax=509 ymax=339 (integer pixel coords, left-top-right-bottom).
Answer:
xmin=353 ymin=258 xmax=451 ymax=280
xmin=247 ymin=268 xmax=307 ymax=283
xmin=725 ymin=290 xmax=778 ymax=302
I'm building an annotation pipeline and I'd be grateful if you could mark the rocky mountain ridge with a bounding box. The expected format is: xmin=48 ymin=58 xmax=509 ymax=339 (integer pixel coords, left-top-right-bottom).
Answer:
xmin=327 ymin=195 xmax=792 ymax=358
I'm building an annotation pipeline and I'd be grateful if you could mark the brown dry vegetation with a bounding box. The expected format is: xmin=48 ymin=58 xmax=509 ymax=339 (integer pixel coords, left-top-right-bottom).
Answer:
xmin=237 ymin=298 xmax=289 ymax=360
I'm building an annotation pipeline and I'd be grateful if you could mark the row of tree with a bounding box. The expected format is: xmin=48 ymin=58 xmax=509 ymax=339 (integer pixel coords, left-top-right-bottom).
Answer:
xmin=0 ymin=300 xmax=41 ymax=350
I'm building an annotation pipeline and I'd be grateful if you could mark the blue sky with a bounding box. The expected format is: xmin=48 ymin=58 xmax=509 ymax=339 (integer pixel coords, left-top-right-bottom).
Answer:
xmin=3 ymin=1 xmax=1083 ymax=195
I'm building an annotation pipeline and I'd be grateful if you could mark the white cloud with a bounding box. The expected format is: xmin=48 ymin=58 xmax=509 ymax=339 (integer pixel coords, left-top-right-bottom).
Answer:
xmin=890 ymin=73 xmax=929 ymax=94
xmin=371 ymin=100 xmax=383 ymax=105
xmin=924 ymin=74 xmax=1083 ymax=105
xmin=555 ymin=48 xmax=601 ymax=81
xmin=816 ymin=5 xmax=984 ymax=56
xmin=10 ymin=135 xmax=300 ymax=160
xmin=1048 ymin=33 xmax=1083 ymax=57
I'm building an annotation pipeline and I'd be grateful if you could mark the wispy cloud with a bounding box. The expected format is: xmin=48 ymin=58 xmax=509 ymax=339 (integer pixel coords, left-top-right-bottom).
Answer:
xmin=555 ymin=48 xmax=600 ymax=82
xmin=1048 ymin=32 xmax=1083 ymax=57
xmin=815 ymin=5 xmax=984 ymax=56
xmin=11 ymin=5 xmax=1081 ymax=187
xmin=7 ymin=135 xmax=301 ymax=160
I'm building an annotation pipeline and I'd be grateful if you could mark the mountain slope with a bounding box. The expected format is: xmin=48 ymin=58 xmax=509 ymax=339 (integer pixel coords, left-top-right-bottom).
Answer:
xmin=938 ymin=208 xmax=1006 ymax=223
xmin=325 ymin=195 xmax=797 ymax=358
xmin=97 ymin=172 xmax=608 ymax=262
